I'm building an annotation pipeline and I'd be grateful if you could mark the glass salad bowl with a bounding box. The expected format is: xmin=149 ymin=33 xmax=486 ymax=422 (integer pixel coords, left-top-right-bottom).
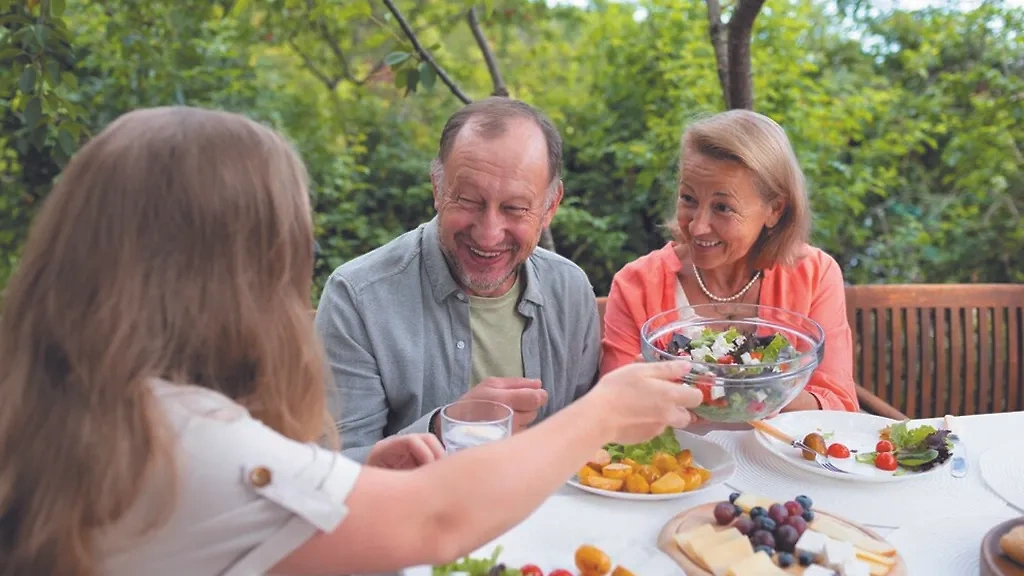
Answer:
xmin=640 ymin=303 xmax=825 ymax=423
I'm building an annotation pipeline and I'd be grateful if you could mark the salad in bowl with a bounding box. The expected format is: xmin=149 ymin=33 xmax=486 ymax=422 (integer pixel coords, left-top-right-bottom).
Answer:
xmin=640 ymin=304 xmax=825 ymax=422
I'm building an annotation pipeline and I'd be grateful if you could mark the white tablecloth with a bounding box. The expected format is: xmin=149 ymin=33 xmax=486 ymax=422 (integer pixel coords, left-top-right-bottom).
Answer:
xmin=406 ymin=411 xmax=1024 ymax=576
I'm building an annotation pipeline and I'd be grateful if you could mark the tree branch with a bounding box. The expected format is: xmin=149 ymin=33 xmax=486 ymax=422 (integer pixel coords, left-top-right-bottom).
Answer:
xmin=467 ymin=6 xmax=508 ymax=97
xmin=726 ymin=0 xmax=766 ymax=110
xmin=381 ymin=0 xmax=472 ymax=104
xmin=704 ymin=0 xmax=730 ymax=109
xmin=289 ymin=39 xmax=341 ymax=90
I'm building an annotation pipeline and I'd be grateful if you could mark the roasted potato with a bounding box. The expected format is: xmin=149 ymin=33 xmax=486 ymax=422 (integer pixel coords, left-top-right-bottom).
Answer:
xmin=650 ymin=471 xmax=687 ymax=494
xmin=802 ymin=433 xmax=827 ymax=461
xmin=578 ymin=465 xmax=599 ymax=481
xmin=694 ymin=466 xmax=712 ymax=483
xmin=680 ymin=467 xmax=704 ymax=491
xmin=652 ymin=451 xmax=680 ymax=474
xmin=624 ymin=473 xmax=650 ymax=494
xmin=588 ymin=449 xmax=612 ymax=471
xmin=581 ymin=474 xmax=624 ymax=492
xmin=601 ymin=463 xmax=633 ymax=479
xmin=621 ymin=457 xmax=642 ymax=473
xmin=635 ymin=464 xmax=661 ymax=484
xmin=675 ymin=449 xmax=693 ymax=468
xmin=575 ymin=544 xmax=612 ymax=576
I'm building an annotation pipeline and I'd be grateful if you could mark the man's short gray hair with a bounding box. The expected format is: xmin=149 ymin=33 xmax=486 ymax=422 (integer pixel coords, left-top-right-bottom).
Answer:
xmin=431 ymin=97 xmax=563 ymax=207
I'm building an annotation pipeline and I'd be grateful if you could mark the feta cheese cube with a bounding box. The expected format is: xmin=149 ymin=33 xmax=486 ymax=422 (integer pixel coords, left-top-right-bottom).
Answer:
xmin=711 ymin=337 xmax=732 ymax=357
xmin=824 ymin=538 xmax=856 ymax=568
xmin=692 ymin=346 xmax=712 ymax=361
xmin=802 ymin=566 xmax=836 ymax=576
xmin=796 ymin=530 xmax=828 ymax=560
xmin=711 ymin=385 xmax=726 ymax=400
xmin=754 ymin=390 xmax=768 ymax=402
xmin=840 ymin=559 xmax=871 ymax=576
xmin=734 ymin=335 xmax=746 ymax=346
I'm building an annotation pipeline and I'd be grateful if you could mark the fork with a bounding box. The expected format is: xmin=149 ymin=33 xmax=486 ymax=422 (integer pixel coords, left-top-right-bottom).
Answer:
xmin=748 ymin=420 xmax=850 ymax=475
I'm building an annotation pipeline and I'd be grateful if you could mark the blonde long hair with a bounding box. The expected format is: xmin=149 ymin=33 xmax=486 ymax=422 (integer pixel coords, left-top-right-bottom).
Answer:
xmin=0 ymin=107 xmax=333 ymax=575
xmin=668 ymin=109 xmax=811 ymax=269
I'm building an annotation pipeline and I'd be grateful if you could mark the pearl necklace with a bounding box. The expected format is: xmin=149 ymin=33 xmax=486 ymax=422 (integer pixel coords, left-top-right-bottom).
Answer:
xmin=692 ymin=264 xmax=761 ymax=303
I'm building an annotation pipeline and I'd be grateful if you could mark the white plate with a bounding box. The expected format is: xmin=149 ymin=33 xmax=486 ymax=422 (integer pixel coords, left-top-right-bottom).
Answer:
xmin=566 ymin=429 xmax=736 ymax=500
xmin=752 ymin=412 xmax=950 ymax=483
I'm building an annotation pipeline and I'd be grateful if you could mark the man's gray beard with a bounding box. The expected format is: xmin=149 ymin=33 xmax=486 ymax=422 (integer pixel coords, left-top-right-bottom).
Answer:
xmin=435 ymin=223 xmax=542 ymax=294
xmin=440 ymin=242 xmax=519 ymax=294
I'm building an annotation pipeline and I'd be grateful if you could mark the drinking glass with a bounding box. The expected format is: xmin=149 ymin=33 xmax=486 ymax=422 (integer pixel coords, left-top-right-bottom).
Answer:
xmin=440 ymin=399 xmax=513 ymax=455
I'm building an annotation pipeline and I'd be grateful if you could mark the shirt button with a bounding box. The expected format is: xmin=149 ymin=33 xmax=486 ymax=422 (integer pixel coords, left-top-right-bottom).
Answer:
xmin=249 ymin=466 xmax=272 ymax=487
xmin=456 ymin=293 xmax=466 ymax=302
xmin=456 ymin=340 xmax=465 ymax=349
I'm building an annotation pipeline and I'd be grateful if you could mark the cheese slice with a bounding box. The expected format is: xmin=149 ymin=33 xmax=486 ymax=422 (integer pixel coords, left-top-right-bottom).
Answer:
xmin=856 ymin=547 xmax=896 ymax=567
xmin=700 ymin=536 xmax=754 ymax=576
xmin=734 ymin=493 xmax=776 ymax=513
xmin=812 ymin=516 xmax=896 ymax=556
xmin=673 ymin=524 xmax=715 ymax=550
xmin=682 ymin=527 xmax=743 ymax=560
xmin=726 ymin=551 xmax=785 ymax=576
xmin=857 ymin=554 xmax=894 ymax=576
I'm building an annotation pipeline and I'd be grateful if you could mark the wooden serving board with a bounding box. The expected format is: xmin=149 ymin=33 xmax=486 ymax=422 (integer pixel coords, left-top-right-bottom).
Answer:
xmin=656 ymin=503 xmax=908 ymax=576
xmin=981 ymin=517 xmax=1024 ymax=576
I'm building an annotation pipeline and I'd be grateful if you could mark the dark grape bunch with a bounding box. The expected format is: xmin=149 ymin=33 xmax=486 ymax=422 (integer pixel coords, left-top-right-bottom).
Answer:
xmin=713 ymin=493 xmax=817 ymax=568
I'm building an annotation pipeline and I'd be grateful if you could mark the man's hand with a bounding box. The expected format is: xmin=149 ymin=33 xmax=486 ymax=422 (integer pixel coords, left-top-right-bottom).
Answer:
xmin=365 ymin=434 xmax=446 ymax=469
xmin=458 ymin=377 xmax=549 ymax=433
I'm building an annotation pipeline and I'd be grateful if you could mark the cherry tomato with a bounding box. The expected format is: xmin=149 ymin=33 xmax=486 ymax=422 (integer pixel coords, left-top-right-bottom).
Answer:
xmin=696 ymin=382 xmax=713 ymax=403
xmin=520 ymin=565 xmax=543 ymax=576
xmin=717 ymin=355 xmax=735 ymax=364
xmin=747 ymin=400 xmax=766 ymax=414
xmin=548 ymin=570 xmax=574 ymax=576
xmin=875 ymin=440 xmax=895 ymax=453
xmin=827 ymin=443 xmax=851 ymax=459
xmin=749 ymin=351 xmax=763 ymax=360
xmin=875 ymin=452 xmax=898 ymax=471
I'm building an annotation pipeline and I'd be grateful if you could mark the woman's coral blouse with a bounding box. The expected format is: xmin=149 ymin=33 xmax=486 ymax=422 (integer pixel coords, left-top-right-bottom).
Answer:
xmin=600 ymin=243 xmax=859 ymax=412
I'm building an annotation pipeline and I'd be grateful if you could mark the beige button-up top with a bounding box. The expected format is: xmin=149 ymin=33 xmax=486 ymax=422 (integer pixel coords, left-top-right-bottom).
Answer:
xmin=97 ymin=380 xmax=361 ymax=575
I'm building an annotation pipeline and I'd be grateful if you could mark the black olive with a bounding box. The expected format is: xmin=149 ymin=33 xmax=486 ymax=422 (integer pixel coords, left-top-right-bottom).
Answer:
xmin=667 ymin=333 xmax=692 ymax=356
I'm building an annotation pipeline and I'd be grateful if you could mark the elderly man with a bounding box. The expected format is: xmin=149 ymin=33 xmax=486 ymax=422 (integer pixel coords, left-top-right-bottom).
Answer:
xmin=315 ymin=97 xmax=601 ymax=461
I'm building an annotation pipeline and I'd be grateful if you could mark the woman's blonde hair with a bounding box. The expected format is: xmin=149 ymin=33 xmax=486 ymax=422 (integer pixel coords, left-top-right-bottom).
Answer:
xmin=668 ymin=109 xmax=810 ymax=269
xmin=0 ymin=107 xmax=334 ymax=575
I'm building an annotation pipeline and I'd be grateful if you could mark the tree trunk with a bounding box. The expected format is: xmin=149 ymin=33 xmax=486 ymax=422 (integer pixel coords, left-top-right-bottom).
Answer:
xmin=704 ymin=0 xmax=766 ymax=111
xmin=726 ymin=0 xmax=766 ymax=110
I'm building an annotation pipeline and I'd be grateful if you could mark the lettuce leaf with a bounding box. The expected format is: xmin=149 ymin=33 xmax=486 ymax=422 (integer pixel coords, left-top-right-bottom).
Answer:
xmin=605 ymin=427 xmax=681 ymax=465
xmin=759 ymin=334 xmax=790 ymax=364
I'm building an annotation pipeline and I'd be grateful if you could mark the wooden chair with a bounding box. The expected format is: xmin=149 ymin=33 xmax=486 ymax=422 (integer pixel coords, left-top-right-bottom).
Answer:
xmin=846 ymin=284 xmax=1024 ymax=419
xmin=593 ymin=297 xmax=905 ymax=418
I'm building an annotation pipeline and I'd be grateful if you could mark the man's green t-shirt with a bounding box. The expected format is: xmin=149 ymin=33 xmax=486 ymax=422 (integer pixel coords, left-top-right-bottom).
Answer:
xmin=468 ymin=274 xmax=527 ymax=387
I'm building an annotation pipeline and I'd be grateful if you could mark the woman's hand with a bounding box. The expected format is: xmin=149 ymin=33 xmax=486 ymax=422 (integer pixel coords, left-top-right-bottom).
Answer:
xmin=365 ymin=434 xmax=446 ymax=470
xmin=584 ymin=360 xmax=703 ymax=445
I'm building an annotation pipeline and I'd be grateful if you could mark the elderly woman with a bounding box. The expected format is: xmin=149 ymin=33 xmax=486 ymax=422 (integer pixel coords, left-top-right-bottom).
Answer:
xmin=601 ymin=109 xmax=859 ymax=412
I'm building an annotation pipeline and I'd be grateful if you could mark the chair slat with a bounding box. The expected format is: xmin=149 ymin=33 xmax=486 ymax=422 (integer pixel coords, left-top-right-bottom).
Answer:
xmin=1010 ymin=307 xmax=1021 ymax=414
xmin=921 ymin=309 xmax=935 ymax=417
xmin=905 ymin=308 xmax=919 ymax=418
xmin=935 ymin=309 xmax=948 ymax=416
xmin=994 ymin=307 xmax=1006 ymax=413
xmin=892 ymin=308 xmax=904 ymax=415
xmin=977 ymin=308 xmax=990 ymax=414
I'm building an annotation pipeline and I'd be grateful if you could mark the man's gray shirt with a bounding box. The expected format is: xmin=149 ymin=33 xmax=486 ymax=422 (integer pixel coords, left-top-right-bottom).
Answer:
xmin=314 ymin=217 xmax=601 ymax=462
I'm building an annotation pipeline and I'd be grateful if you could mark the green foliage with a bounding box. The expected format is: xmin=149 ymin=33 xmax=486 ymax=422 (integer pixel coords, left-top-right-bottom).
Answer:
xmin=1 ymin=0 xmax=1021 ymax=303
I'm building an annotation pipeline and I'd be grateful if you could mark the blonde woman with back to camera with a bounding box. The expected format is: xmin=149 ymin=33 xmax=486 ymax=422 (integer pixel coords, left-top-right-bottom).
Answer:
xmin=0 ymin=107 xmax=702 ymax=576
